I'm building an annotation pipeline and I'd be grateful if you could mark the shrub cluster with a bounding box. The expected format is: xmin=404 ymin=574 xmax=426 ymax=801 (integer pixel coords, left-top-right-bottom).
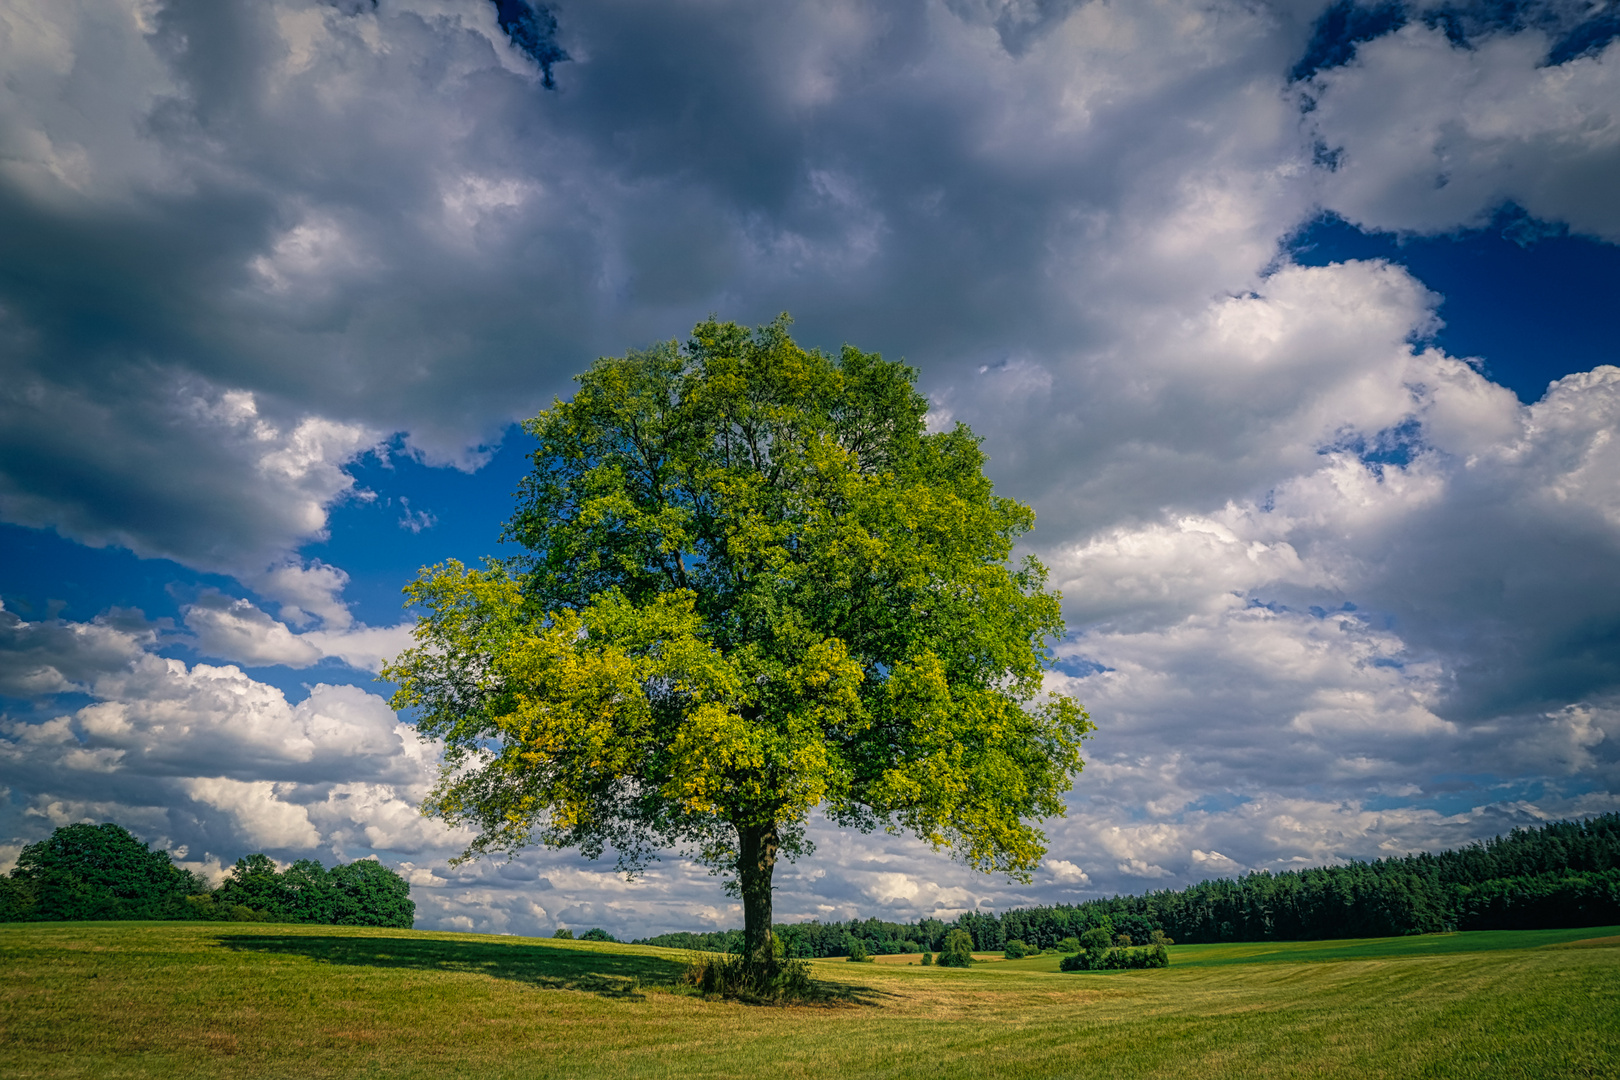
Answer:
xmin=1058 ymin=927 xmax=1171 ymax=971
xmin=1059 ymin=943 xmax=1169 ymax=971
xmin=203 ymin=852 xmax=414 ymax=927
xmin=0 ymin=823 xmax=413 ymax=928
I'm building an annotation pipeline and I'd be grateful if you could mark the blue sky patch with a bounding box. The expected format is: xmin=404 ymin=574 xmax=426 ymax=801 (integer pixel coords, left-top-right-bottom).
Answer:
xmin=1291 ymin=209 xmax=1620 ymax=404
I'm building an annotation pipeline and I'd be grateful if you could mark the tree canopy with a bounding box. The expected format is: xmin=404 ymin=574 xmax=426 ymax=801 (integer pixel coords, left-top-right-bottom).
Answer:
xmin=213 ymin=853 xmax=416 ymax=928
xmin=0 ymin=823 xmax=414 ymax=927
xmin=8 ymin=823 xmax=206 ymax=921
xmin=939 ymin=927 xmax=975 ymax=967
xmin=385 ymin=315 xmax=1090 ymax=961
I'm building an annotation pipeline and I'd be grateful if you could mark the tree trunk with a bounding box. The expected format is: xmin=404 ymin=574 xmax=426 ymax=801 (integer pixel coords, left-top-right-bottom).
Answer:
xmin=737 ymin=819 xmax=779 ymax=965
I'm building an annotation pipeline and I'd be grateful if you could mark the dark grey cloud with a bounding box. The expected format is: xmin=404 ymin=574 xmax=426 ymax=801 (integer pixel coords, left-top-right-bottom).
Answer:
xmin=0 ymin=602 xmax=155 ymax=697
xmin=0 ymin=0 xmax=1320 ymax=504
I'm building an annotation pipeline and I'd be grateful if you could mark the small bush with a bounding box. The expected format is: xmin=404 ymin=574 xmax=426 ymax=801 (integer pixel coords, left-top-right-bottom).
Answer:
xmin=938 ymin=928 xmax=975 ymax=967
xmin=552 ymin=927 xmax=574 ymax=939
xmin=225 ymin=904 xmax=275 ymax=922
xmin=921 ymin=951 xmax=933 ymax=965
xmin=847 ymin=940 xmax=874 ymax=962
xmin=1004 ymin=939 xmax=1031 ymax=959
xmin=184 ymin=895 xmax=275 ymax=922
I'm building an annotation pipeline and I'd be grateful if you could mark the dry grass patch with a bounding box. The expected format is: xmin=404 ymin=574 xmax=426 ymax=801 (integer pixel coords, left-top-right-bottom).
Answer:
xmin=1544 ymin=934 xmax=1620 ymax=949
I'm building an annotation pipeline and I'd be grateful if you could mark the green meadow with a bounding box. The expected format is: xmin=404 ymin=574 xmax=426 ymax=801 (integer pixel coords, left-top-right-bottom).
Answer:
xmin=1 ymin=922 xmax=1616 ymax=1079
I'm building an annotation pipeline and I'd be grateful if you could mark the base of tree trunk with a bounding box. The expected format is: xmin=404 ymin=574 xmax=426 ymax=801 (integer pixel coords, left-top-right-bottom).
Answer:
xmin=678 ymin=950 xmax=826 ymax=1003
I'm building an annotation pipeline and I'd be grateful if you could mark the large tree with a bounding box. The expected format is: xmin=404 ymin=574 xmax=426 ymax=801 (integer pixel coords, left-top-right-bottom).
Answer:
xmin=9 ymin=822 xmax=207 ymax=921
xmin=385 ymin=316 xmax=1090 ymax=962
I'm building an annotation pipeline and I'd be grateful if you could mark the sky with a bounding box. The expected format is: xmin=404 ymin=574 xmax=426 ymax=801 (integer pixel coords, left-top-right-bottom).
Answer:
xmin=1 ymin=0 xmax=1617 ymax=939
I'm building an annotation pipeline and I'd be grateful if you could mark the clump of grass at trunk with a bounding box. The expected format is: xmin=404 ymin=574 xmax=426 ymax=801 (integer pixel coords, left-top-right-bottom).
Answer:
xmin=679 ymin=952 xmax=825 ymax=1003
xmin=678 ymin=930 xmax=829 ymax=1003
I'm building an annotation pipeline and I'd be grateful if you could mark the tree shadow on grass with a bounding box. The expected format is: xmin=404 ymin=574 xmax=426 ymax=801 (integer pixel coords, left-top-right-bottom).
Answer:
xmin=214 ymin=933 xmax=685 ymax=1000
xmin=216 ymin=933 xmax=900 ymax=1007
xmin=789 ymin=978 xmax=895 ymax=1009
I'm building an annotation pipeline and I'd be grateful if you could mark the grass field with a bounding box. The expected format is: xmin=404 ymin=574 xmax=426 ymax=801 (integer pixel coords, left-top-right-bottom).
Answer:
xmin=2 ymin=922 xmax=1616 ymax=1079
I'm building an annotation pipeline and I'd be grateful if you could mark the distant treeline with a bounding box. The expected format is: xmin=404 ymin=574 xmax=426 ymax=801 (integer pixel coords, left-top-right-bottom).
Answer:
xmin=0 ymin=822 xmax=414 ymax=928
xmin=635 ymin=814 xmax=1620 ymax=955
